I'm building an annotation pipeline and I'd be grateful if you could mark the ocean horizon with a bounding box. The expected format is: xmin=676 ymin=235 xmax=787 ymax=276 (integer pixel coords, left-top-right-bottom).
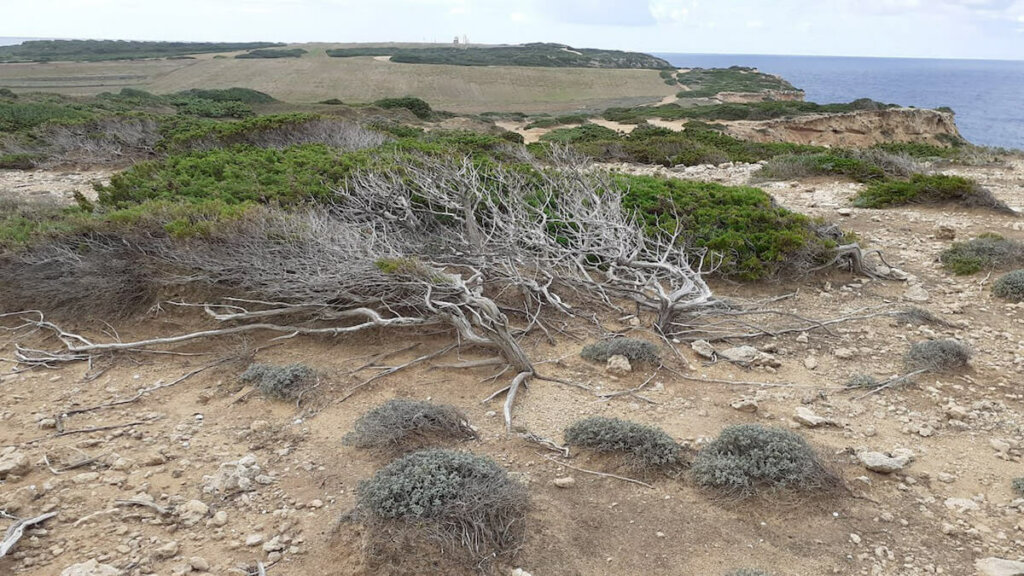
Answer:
xmin=657 ymin=52 xmax=1024 ymax=150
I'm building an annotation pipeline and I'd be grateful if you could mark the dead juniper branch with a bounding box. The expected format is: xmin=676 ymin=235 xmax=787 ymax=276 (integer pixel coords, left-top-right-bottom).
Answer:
xmin=0 ymin=511 xmax=59 ymax=558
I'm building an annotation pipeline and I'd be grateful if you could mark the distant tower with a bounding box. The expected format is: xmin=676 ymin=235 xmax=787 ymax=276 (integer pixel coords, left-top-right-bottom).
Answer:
xmin=453 ymin=36 xmax=460 ymax=46
xmin=462 ymin=34 xmax=469 ymax=47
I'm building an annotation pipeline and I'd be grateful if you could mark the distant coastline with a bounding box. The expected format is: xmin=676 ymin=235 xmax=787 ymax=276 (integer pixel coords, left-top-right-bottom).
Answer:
xmin=657 ymin=53 xmax=1024 ymax=150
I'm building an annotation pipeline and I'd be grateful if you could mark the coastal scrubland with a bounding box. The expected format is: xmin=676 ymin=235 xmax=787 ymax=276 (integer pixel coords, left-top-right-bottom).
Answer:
xmin=1 ymin=42 xmax=1023 ymax=576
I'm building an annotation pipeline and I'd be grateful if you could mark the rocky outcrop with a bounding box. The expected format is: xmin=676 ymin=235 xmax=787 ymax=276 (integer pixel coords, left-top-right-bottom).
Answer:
xmin=725 ymin=107 xmax=961 ymax=147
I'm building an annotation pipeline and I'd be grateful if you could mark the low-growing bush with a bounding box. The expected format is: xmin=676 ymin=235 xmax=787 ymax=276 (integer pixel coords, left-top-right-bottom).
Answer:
xmin=1013 ymin=477 xmax=1024 ymax=497
xmin=0 ymin=153 xmax=40 ymax=169
xmin=563 ymin=416 xmax=682 ymax=472
xmin=992 ymin=270 xmax=1024 ymax=302
xmin=726 ymin=570 xmax=772 ymax=576
xmin=357 ymin=449 xmax=527 ymax=569
xmin=373 ymin=97 xmax=432 ymax=120
xmin=175 ymin=87 xmax=275 ymax=104
xmin=618 ymin=174 xmax=840 ymax=279
xmin=940 ymin=234 xmax=1024 ymax=275
xmin=580 ymin=337 xmax=660 ymax=364
xmin=344 ymin=399 xmax=477 ymax=454
xmin=240 ymin=362 xmax=315 ymax=399
xmin=892 ymin=306 xmax=954 ymax=327
xmin=853 ymin=174 xmax=1013 ymax=213
xmin=845 ymin=373 xmax=881 ymax=389
xmin=691 ymin=424 xmax=839 ymax=497
xmin=756 ymin=153 xmax=885 ymax=183
xmin=905 ymin=339 xmax=971 ymax=372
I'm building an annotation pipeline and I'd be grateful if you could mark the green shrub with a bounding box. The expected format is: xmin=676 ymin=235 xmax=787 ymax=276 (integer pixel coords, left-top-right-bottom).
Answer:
xmin=170 ymin=97 xmax=254 ymax=118
xmin=236 ymin=48 xmax=307 ymax=59
xmin=344 ymin=399 xmax=477 ymax=454
xmin=992 ymin=270 xmax=1024 ymax=302
xmin=617 ymin=174 xmax=838 ymax=279
xmin=539 ymin=123 xmax=619 ymax=144
xmin=853 ymin=174 xmax=1013 ymax=213
xmin=726 ymin=570 xmax=773 ymax=576
xmin=0 ymin=153 xmax=40 ymax=169
xmin=1013 ymin=477 xmax=1024 ymax=496
xmin=240 ymin=363 xmax=315 ymax=399
xmin=319 ymin=98 xmax=344 ymax=105
xmin=373 ymin=97 xmax=432 ymax=119
xmin=940 ymin=234 xmax=1024 ymax=275
xmin=580 ymin=338 xmax=660 ymax=364
xmin=0 ymin=100 xmax=94 ymax=132
xmin=757 ymin=153 xmax=886 ymax=183
xmin=175 ymin=87 xmax=275 ymax=104
xmin=691 ymin=424 xmax=839 ymax=497
xmin=97 ymin=144 xmax=355 ymax=207
xmin=357 ymin=449 xmax=527 ymax=566
xmin=563 ymin=416 xmax=681 ymax=472
xmin=905 ymin=339 xmax=971 ymax=372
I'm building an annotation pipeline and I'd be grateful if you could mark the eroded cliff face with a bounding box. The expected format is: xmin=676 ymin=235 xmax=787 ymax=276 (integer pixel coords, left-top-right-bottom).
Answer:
xmin=724 ymin=107 xmax=961 ymax=147
xmin=716 ymin=89 xmax=806 ymax=103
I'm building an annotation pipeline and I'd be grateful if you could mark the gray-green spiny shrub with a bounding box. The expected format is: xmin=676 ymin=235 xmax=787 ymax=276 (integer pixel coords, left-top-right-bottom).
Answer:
xmin=343 ymin=398 xmax=477 ymax=454
xmin=1013 ymin=477 xmax=1024 ymax=497
xmin=726 ymin=570 xmax=773 ymax=576
xmin=992 ymin=270 xmax=1024 ymax=302
xmin=905 ymin=339 xmax=972 ymax=372
xmin=357 ymin=449 xmax=527 ymax=565
xmin=580 ymin=337 xmax=660 ymax=364
xmin=940 ymin=234 xmax=1024 ymax=275
xmin=240 ymin=362 xmax=314 ymax=399
xmin=563 ymin=416 xmax=682 ymax=472
xmin=692 ymin=424 xmax=839 ymax=497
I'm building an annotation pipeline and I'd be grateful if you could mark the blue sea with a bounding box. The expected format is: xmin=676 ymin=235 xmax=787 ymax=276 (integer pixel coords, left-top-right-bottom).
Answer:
xmin=656 ymin=53 xmax=1024 ymax=150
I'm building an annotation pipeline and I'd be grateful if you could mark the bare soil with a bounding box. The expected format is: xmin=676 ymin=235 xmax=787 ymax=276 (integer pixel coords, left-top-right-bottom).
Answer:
xmin=2 ymin=158 xmax=1024 ymax=576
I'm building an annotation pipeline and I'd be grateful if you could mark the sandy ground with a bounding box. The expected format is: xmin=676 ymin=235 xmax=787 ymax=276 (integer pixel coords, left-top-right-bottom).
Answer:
xmin=2 ymin=159 xmax=1024 ymax=576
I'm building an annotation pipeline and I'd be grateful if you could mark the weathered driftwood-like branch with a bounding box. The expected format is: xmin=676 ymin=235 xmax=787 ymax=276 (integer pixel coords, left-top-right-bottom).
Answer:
xmin=0 ymin=511 xmax=58 ymax=558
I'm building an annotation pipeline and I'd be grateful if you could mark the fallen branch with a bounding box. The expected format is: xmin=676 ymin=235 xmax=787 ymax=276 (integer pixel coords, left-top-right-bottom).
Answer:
xmin=852 ymin=369 xmax=928 ymax=400
xmin=61 ymin=358 xmax=229 ymax=421
xmin=114 ymin=499 xmax=171 ymax=516
xmin=503 ymin=371 xmax=532 ymax=433
xmin=541 ymin=455 xmax=652 ymax=488
xmin=338 ymin=344 xmax=457 ymax=403
xmin=519 ymin=432 xmax=569 ymax=457
xmin=0 ymin=511 xmax=58 ymax=558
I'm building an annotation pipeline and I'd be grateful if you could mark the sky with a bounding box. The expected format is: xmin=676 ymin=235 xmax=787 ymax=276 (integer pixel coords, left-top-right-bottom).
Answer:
xmin=2 ymin=0 xmax=1023 ymax=60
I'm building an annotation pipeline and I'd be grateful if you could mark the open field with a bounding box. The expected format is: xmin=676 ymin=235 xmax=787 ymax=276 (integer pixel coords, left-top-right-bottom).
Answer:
xmin=0 ymin=44 xmax=676 ymax=113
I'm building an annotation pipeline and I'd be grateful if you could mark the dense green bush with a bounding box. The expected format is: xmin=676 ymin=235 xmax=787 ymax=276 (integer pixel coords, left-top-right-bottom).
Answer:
xmin=344 ymin=399 xmax=477 ymax=454
xmin=691 ymin=424 xmax=839 ymax=497
xmin=603 ymin=98 xmax=891 ymax=124
xmin=992 ymin=270 xmax=1024 ymax=302
xmin=618 ymin=174 xmax=838 ymax=279
xmin=0 ymin=100 xmax=94 ymax=132
xmin=240 ymin=362 xmax=315 ymax=399
xmin=236 ymin=48 xmax=307 ymax=59
xmin=373 ymin=97 xmax=433 ymax=119
xmin=357 ymin=449 xmax=527 ymax=565
xmin=564 ymin=416 xmax=682 ymax=472
xmin=853 ymin=174 xmax=1012 ymax=213
xmin=97 ymin=144 xmax=354 ymax=207
xmin=580 ymin=338 xmax=660 ymax=364
xmin=905 ymin=339 xmax=972 ymax=372
xmin=757 ymin=153 xmax=886 ymax=183
xmin=524 ymin=113 xmax=592 ymax=130
xmin=0 ymin=40 xmax=281 ymax=62
xmin=0 ymin=153 xmax=40 ymax=169
xmin=675 ymin=67 xmax=799 ymax=99
xmin=174 ymin=88 xmax=276 ymax=104
xmin=328 ymin=43 xmax=669 ymax=69
xmin=169 ymin=97 xmax=254 ymax=118
xmin=940 ymin=234 xmax=1024 ymax=275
